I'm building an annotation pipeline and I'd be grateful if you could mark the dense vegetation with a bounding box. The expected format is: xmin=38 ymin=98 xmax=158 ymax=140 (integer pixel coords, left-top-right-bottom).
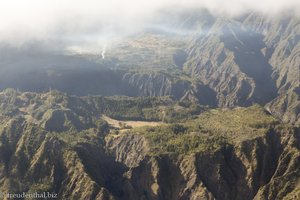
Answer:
xmin=112 ymin=105 xmax=280 ymax=155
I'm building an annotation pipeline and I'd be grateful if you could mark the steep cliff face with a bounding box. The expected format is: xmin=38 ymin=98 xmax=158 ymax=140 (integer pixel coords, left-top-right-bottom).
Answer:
xmin=1 ymin=119 xmax=298 ymax=200
xmin=243 ymin=13 xmax=300 ymax=127
xmin=106 ymin=127 xmax=300 ymax=200
xmin=0 ymin=90 xmax=299 ymax=199
xmin=184 ymin=12 xmax=300 ymax=125
xmin=122 ymin=72 xmax=188 ymax=98
xmin=0 ymin=63 xmax=215 ymax=106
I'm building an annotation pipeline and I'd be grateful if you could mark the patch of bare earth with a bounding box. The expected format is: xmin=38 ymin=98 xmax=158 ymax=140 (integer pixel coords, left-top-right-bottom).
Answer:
xmin=101 ymin=115 xmax=164 ymax=131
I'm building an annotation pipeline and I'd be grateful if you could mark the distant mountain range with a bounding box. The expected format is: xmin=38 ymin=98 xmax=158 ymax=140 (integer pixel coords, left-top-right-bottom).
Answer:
xmin=0 ymin=10 xmax=299 ymax=126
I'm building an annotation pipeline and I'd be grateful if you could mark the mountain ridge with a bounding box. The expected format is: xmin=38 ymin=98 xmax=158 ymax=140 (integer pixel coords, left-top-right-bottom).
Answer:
xmin=0 ymin=89 xmax=298 ymax=199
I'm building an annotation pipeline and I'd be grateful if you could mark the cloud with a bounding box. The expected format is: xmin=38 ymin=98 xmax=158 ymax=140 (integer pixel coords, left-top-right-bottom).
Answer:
xmin=0 ymin=0 xmax=299 ymax=49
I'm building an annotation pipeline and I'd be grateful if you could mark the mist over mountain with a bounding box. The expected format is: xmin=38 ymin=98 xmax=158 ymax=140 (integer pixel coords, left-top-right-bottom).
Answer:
xmin=0 ymin=1 xmax=299 ymax=200
xmin=0 ymin=0 xmax=300 ymax=49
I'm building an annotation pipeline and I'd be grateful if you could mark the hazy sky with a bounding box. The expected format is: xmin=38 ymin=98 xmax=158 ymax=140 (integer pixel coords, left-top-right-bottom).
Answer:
xmin=0 ymin=0 xmax=299 ymax=49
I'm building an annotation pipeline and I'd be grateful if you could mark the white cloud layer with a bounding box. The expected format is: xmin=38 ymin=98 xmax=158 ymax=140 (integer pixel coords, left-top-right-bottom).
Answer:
xmin=0 ymin=0 xmax=299 ymax=48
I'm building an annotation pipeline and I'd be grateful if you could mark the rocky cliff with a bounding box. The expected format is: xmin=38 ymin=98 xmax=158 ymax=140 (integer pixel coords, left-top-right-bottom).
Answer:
xmin=0 ymin=90 xmax=299 ymax=199
xmin=183 ymin=11 xmax=300 ymax=125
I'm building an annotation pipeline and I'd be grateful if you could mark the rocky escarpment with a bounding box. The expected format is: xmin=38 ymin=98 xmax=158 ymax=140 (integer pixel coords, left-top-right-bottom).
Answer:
xmin=0 ymin=90 xmax=299 ymax=199
xmin=184 ymin=12 xmax=300 ymax=125
xmin=0 ymin=117 xmax=299 ymax=200
xmin=106 ymin=127 xmax=300 ymax=200
xmin=122 ymin=72 xmax=217 ymax=106
xmin=0 ymin=59 xmax=216 ymax=106
xmin=0 ymin=118 xmax=126 ymax=200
